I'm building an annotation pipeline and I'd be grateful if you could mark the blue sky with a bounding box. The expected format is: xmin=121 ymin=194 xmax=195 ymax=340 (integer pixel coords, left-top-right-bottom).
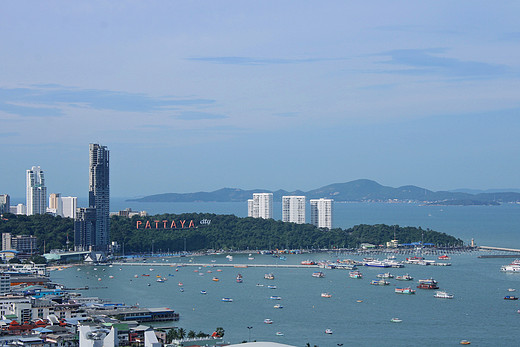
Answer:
xmin=1 ymin=1 xmax=520 ymax=199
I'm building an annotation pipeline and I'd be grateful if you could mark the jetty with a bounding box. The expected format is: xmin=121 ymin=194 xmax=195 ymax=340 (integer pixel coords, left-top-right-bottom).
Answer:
xmin=478 ymin=246 xmax=520 ymax=253
xmin=111 ymin=262 xmax=319 ymax=268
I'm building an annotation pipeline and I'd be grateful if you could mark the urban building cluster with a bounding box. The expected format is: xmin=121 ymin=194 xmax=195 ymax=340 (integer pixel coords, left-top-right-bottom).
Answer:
xmin=248 ymin=193 xmax=333 ymax=229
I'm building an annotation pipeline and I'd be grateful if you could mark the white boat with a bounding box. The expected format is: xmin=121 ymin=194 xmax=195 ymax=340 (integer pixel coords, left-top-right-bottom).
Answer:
xmin=377 ymin=272 xmax=394 ymax=278
xmin=390 ymin=318 xmax=402 ymax=323
xmin=370 ymin=279 xmax=390 ymax=286
xmin=200 ymin=290 xmax=207 ymax=294
xmin=267 ymin=285 xmax=277 ymax=289
xmin=312 ymin=271 xmax=325 ymax=278
xmin=325 ymin=329 xmax=333 ymax=334
xmin=264 ymin=319 xmax=273 ymax=324
xmin=275 ymin=332 xmax=284 ymax=336
xmin=321 ymin=292 xmax=332 ymax=298
xmin=396 ymin=274 xmax=413 ymax=281
xmin=264 ymin=273 xmax=275 ymax=280
xmin=270 ymin=296 xmax=282 ymax=300
xmin=222 ymin=297 xmax=233 ymax=302
xmin=501 ymin=264 xmax=520 ymax=272
xmin=508 ymin=288 xmax=516 ymax=292
xmin=364 ymin=260 xmax=391 ymax=268
xmin=434 ymin=291 xmax=454 ymax=299
xmin=273 ymin=304 xmax=283 ymax=309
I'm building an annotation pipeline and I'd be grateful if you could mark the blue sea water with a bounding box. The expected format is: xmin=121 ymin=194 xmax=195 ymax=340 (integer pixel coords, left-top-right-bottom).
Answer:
xmin=49 ymin=200 xmax=520 ymax=346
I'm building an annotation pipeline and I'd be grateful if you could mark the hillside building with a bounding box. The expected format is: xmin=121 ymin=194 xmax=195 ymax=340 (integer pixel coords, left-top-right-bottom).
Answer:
xmin=310 ymin=198 xmax=333 ymax=229
xmin=282 ymin=196 xmax=306 ymax=224
xmin=248 ymin=193 xmax=273 ymax=219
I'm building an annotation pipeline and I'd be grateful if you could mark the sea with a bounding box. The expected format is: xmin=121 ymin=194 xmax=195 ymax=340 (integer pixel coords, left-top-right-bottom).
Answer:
xmin=49 ymin=199 xmax=520 ymax=346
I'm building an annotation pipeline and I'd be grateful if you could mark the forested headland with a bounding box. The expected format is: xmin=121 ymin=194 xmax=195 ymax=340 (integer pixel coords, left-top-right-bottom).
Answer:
xmin=0 ymin=212 xmax=463 ymax=254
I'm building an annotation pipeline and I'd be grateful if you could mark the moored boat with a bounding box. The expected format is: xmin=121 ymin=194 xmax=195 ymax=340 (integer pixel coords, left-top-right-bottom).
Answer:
xmin=312 ymin=271 xmax=325 ymax=278
xmin=349 ymin=271 xmax=363 ymax=279
xmin=371 ymin=279 xmax=390 ymax=286
xmin=395 ymin=287 xmax=415 ymax=294
xmin=264 ymin=273 xmax=275 ymax=280
xmin=267 ymin=285 xmax=277 ymax=289
xmin=301 ymin=260 xmax=316 ymax=265
xmin=434 ymin=291 xmax=454 ymax=299
xmin=270 ymin=295 xmax=282 ymax=300
xmin=504 ymin=295 xmax=518 ymax=300
xmin=264 ymin=319 xmax=273 ymax=324
xmin=221 ymin=297 xmax=233 ymax=302
xmin=377 ymin=272 xmax=394 ymax=278
xmin=417 ymin=283 xmax=439 ymax=290
xmin=396 ymin=274 xmax=413 ymax=281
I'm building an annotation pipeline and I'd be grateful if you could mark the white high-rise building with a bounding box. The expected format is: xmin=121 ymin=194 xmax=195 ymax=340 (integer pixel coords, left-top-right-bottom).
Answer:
xmin=26 ymin=166 xmax=47 ymax=215
xmin=248 ymin=193 xmax=273 ymax=219
xmin=282 ymin=196 xmax=306 ymax=224
xmin=61 ymin=196 xmax=78 ymax=219
xmin=310 ymin=198 xmax=333 ymax=229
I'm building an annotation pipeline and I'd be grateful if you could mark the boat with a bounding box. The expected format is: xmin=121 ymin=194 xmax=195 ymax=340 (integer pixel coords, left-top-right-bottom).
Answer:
xmin=275 ymin=332 xmax=284 ymax=336
xmin=312 ymin=271 xmax=325 ymax=278
xmin=325 ymin=329 xmax=333 ymax=334
xmin=142 ymin=274 xmax=150 ymax=277
xmin=267 ymin=285 xmax=277 ymax=289
xmin=377 ymin=272 xmax=394 ymax=278
xmin=418 ymin=278 xmax=438 ymax=284
xmin=256 ymin=284 xmax=264 ymax=287
xmin=371 ymin=279 xmax=390 ymax=286
xmin=500 ymin=264 xmax=520 ymax=272
xmin=264 ymin=273 xmax=275 ymax=280
xmin=270 ymin=296 xmax=282 ymax=300
xmin=504 ymin=295 xmax=518 ymax=300
xmin=264 ymin=319 xmax=273 ymax=324
xmin=396 ymin=274 xmax=413 ymax=281
xmin=417 ymin=283 xmax=439 ymax=290
xmin=395 ymin=287 xmax=416 ymax=294
xmin=273 ymin=304 xmax=283 ymax=309
xmin=434 ymin=291 xmax=454 ymax=299
xmin=321 ymin=292 xmax=332 ymax=298
xmin=222 ymin=297 xmax=233 ymax=302
xmin=460 ymin=340 xmax=471 ymax=345
xmin=508 ymin=288 xmax=516 ymax=292
xmin=178 ymin=282 xmax=183 ymax=286
xmin=180 ymin=287 xmax=184 ymax=292
xmin=438 ymin=255 xmax=451 ymax=260
xmin=200 ymin=290 xmax=207 ymax=294
xmin=301 ymin=260 xmax=316 ymax=265
xmin=248 ymin=257 xmax=255 ymax=260
xmin=236 ymin=274 xmax=243 ymax=283
xmin=365 ymin=260 xmax=391 ymax=268
xmin=390 ymin=318 xmax=402 ymax=323
xmin=156 ymin=278 xmax=166 ymax=282
xmin=212 ymin=277 xmax=219 ymax=282
xmin=349 ymin=271 xmax=363 ymax=279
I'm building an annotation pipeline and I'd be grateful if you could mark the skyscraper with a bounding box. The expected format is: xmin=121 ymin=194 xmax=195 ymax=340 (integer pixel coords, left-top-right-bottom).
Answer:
xmin=74 ymin=144 xmax=109 ymax=252
xmin=89 ymin=144 xmax=110 ymax=251
xmin=310 ymin=198 xmax=333 ymax=229
xmin=282 ymin=196 xmax=306 ymax=224
xmin=0 ymin=194 xmax=9 ymax=214
xmin=248 ymin=193 xmax=273 ymax=219
xmin=26 ymin=166 xmax=47 ymax=215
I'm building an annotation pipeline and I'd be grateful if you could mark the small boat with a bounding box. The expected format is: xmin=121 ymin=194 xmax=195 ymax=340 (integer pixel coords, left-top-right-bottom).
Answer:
xmin=270 ymin=296 xmax=282 ymax=300
xmin=312 ymin=272 xmax=325 ymax=278
xmin=267 ymin=285 xmax=277 ymax=289
xmin=459 ymin=340 xmax=471 ymax=345
xmin=256 ymin=284 xmax=264 ymax=287
xmin=217 ymin=269 xmax=223 ymax=272
xmin=321 ymin=293 xmax=332 ymax=298
xmin=324 ymin=329 xmax=333 ymax=334
xmin=264 ymin=273 xmax=275 ymax=280
xmin=390 ymin=318 xmax=402 ymax=323
xmin=395 ymin=287 xmax=416 ymax=295
xmin=142 ymin=274 xmax=150 ymax=277
xmin=109 ymin=275 xmax=114 ymax=279
xmin=178 ymin=282 xmax=183 ymax=286
xmin=275 ymin=332 xmax=284 ymax=336
xmin=396 ymin=274 xmax=413 ymax=281
xmin=279 ymin=256 xmax=287 ymax=261
xmin=349 ymin=271 xmax=363 ymax=279
xmin=180 ymin=287 xmax=184 ymax=292
xmin=248 ymin=257 xmax=255 ymax=260
xmin=212 ymin=277 xmax=220 ymax=282
xmin=200 ymin=290 xmax=207 ymax=294
xmin=504 ymin=295 xmax=518 ymax=300
xmin=377 ymin=272 xmax=394 ymax=279
xmin=507 ymin=288 xmax=516 ymax=292
xmin=301 ymin=260 xmax=316 ymax=265
xmin=418 ymin=278 xmax=438 ymax=284
xmin=236 ymin=274 xmax=243 ymax=283
xmin=371 ymin=279 xmax=390 ymax=286
xmin=438 ymin=255 xmax=451 ymax=260
xmin=273 ymin=304 xmax=283 ymax=309
xmin=264 ymin=319 xmax=273 ymax=324
xmin=434 ymin=291 xmax=454 ymax=299
xmin=134 ymin=274 xmax=138 ymax=278
xmin=222 ymin=297 xmax=233 ymax=302
xmin=156 ymin=278 xmax=166 ymax=283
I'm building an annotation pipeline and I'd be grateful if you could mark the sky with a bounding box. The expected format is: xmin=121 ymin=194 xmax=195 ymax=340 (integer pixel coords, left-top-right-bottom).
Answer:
xmin=1 ymin=1 xmax=520 ymax=199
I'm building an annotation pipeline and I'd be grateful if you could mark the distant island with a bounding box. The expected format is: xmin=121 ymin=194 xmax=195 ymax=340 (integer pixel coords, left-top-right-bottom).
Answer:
xmin=127 ymin=179 xmax=520 ymax=206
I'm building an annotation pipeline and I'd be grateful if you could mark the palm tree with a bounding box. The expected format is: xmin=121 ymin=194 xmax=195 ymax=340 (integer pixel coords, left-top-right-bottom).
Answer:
xmin=178 ymin=328 xmax=186 ymax=339
xmin=187 ymin=330 xmax=196 ymax=339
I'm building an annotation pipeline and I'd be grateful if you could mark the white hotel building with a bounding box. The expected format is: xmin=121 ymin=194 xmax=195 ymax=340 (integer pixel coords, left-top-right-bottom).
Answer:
xmin=310 ymin=198 xmax=333 ymax=229
xmin=282 ymin=196 xmax=306 ymax=224
xmin=26 ymin=166 xmax=47 ymax=215
xmin=248 ymin=193 xmax=273 ymax=219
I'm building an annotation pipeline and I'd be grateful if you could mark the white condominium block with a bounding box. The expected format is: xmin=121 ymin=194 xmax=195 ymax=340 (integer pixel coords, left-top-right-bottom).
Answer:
xmin=248 ymin=193 xmax=273 ymax=219
xmin=282 ymin=196 xmax=306 ymax=224
xmin=310 ymin=198 xmax=333 ymax=229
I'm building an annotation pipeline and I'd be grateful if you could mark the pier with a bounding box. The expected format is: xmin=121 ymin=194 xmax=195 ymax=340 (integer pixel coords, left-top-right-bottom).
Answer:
xmin=478 ymin=246 xmax=520 ymax=253
xmin=111 ymin=262 xmax=319 ymax=268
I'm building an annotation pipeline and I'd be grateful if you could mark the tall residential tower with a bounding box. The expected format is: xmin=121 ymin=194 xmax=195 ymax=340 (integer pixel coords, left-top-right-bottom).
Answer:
xmin=248 ymin=193 xmax=273 ymax=219
xmin=282 ymin=196 xmax=306 ymax=224
xmin=26 ymin=166 xmax=47 ymax=215
xmin=310 ymin=198 xmax=333 ymax=229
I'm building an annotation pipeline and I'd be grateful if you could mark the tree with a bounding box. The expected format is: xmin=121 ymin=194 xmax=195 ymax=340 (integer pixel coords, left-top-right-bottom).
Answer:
xmin=166 ymin=328 xmax=178 ymax=342
xmin=187 ymin=330 xmax=196 ymax=339
xmin=30 ymin=255 xmax=47 ymax=264
xmin=8 ymin=258 xmax=21 ymax=264
xmin=178 ymin=328 xmax=186 ymax=339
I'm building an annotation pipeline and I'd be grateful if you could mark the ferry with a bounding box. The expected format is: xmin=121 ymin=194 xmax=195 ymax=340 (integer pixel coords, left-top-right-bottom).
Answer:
xmin=264 ymin=273 xmax=275 ymax=280
xmin=312 ymin=271 xmax=325 ymax=278
xmin=222 ymin=297 xmax=233 ymax=302
xmin=270 ymin=296 xmax=282 ymax=300
xmin=377 ymin=272 xmax=394 ymax=278
xmin=434 ymin=291 xmax=454 ymax=299
xmin=371 ymin=279 xmax=390 ymax=286
xmin=396 ymin=274 xmax=413 ymax=281
xmin=264 ymin=319 xmax=273 ymax=324
xmin=395 ymin=287 xmax=416 ymax=294
xmin=349 ymin=271 xmax=363 ymax=279
xmin=321 ymin=292 xmax=332 ymax=298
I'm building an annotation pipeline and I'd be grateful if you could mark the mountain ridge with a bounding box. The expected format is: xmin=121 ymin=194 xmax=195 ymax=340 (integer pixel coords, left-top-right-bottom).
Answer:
xmin=127 ymin=179 xmax=520 ymax=205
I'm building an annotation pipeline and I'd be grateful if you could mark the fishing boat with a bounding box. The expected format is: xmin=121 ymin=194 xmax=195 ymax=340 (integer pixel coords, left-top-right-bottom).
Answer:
xmin=264 ymin=273 xmax=275 ymax=280
xmin=312 ymin=271 xmax=325 ymax=278
xmin=349 ymin=271 xmax=363 ymax=279
xmin=264 ymin=319 xmax=273 ymax=324
xmin=321 ymin=292 xmax=332 ymax=298
xmin=395 ymin=287 xmax=416 ymax=294
xmin=371 ymin=279 xmax=390 ymax=286
xmin=434 ymin=291 xmax=454 ymax=299
xmin=178 ymin=282 xmax=183 ymax=286
xmin=301 ymin=260 xmax=316 ymax=265
xmin=325 ymin=329 xmax=333 ymax=334
xmin=377 ymin=272 xmax=394 ymax=278
xmin=221 ymin=297 xmax=233 ymax=302
xmin=270 ymin=296 xmax=282 ymax=300
xmin=396 ymin=274 xmax=413 ymax=281
xmin=390 ymin=318 xmax=402 ymax=323
xmin=417 ymin=283 xmax=439 ymax=290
